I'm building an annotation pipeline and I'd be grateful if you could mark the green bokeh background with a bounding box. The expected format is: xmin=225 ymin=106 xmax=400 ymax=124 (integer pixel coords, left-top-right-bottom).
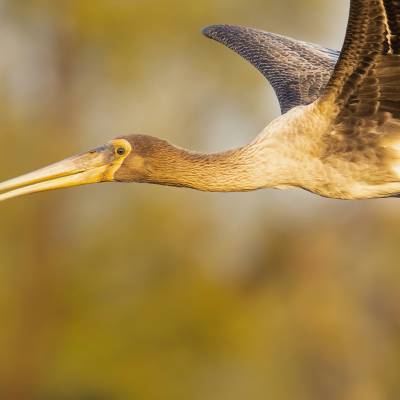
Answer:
xmin=1 ymin=1 xmax=400 ymax=399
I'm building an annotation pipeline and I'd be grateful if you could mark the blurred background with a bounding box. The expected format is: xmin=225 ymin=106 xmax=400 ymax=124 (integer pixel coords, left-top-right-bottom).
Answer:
xmin=1 ymin=0 xmax=400 ymax=399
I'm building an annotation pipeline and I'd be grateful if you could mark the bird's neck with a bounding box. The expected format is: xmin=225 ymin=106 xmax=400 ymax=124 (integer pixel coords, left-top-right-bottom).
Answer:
xmin=144 ymin=141 xmax=289 ymax=192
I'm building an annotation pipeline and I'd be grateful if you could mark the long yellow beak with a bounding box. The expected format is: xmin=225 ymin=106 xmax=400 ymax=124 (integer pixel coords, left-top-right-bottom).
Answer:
xmin=0 ymin=143 xmax=119 ymax=202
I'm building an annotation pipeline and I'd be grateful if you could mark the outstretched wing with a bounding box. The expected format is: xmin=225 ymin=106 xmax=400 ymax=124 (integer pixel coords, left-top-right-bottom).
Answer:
xmin=320 ymin=0 xmax=400 ymax=138
xmin=203 ymin=25 xmax=339 ymax=114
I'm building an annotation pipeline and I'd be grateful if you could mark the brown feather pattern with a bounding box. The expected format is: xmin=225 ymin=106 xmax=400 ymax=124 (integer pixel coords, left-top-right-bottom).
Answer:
xmin=317 ymin=0 xmax=400 ymax=194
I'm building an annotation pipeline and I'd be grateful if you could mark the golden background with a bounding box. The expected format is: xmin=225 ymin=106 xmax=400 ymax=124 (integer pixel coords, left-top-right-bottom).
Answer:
xmin=1 ymin=1 xmax=400 ymax=399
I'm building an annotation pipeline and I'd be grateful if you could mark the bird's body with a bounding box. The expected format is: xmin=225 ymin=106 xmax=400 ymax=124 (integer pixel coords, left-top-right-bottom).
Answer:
xmin=1 ymin=0 xmax=400 ymax=202
xmin=255 ymin=102 xmax=400 ymax=199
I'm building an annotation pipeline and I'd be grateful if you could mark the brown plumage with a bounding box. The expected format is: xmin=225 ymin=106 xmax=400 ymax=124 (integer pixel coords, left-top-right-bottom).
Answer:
xmin=1 ymin=0 xmax=400 ymax=202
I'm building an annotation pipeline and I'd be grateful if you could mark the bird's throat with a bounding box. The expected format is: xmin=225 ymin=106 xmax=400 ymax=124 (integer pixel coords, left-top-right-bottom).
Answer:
xmin=141 ymin=144 xmax=281 ymax=192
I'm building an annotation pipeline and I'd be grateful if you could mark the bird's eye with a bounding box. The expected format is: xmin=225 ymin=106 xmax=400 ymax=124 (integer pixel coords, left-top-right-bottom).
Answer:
xmin=116 ymin=147 xmax=126 ymax=156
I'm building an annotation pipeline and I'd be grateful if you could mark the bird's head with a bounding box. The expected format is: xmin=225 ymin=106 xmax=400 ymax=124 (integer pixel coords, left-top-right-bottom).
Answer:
xmin=0 ymin=134 xmax=176 ymax=202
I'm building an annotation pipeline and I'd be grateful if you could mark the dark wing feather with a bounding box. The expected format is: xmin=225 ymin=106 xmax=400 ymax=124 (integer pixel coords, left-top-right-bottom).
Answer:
xmin=322 ymin=0 xmax=400 ymax=126
xmin=203 ymin=25 xmax=339 ymax=114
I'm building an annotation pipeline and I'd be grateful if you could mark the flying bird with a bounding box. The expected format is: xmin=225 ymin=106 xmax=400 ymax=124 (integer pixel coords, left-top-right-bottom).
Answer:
xmin=1 ymin=0 xmax=399 ymax=201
